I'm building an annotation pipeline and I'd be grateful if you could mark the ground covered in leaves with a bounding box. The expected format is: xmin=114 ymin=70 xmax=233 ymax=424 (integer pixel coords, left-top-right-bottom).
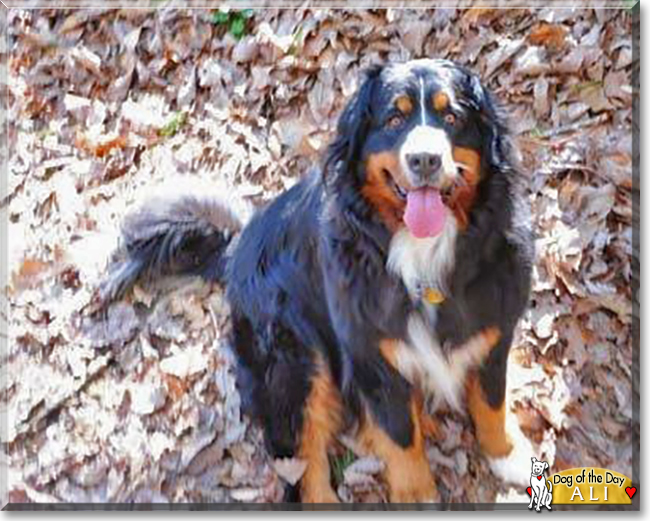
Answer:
xmin=2 ymin=6 xmax=637 ymax=506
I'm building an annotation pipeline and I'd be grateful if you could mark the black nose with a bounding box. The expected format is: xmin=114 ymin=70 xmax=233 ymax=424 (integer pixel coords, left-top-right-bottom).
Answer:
xmin=406 ymin=152 xmax=442 ymax=180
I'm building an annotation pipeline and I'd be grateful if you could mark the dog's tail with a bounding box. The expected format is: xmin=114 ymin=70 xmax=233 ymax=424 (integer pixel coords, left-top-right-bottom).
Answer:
xmin=98 ymin=183 xmax=249 ymax=306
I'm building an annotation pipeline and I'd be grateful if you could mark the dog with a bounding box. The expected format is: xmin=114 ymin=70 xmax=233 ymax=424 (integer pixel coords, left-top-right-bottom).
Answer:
xmin=99 ymin=59 xmax=533 ymax=503
xmin=528 ymin=457 xmax=553 ymax=511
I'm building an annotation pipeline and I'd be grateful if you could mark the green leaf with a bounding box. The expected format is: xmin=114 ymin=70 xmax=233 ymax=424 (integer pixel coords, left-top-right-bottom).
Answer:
xmin=330 ymin=450 xmax=356 ymax=485
xmin=212 ymin=11 xmax=230 ymax=25
xmin=287 ymin=26 xmax=304 ymax=55
xmin=159 ymin=112 xmax=188 ymax=138
xmin=230 ymin=17 xmax=246 ymax=38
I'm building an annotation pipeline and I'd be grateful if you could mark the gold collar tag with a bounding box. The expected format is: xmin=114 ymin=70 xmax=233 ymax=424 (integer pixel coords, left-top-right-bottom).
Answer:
xmin=423 ymin=287 xmax=445 ymax=305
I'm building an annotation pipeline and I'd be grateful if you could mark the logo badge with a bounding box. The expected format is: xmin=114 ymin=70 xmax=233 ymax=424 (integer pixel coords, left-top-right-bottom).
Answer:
xmin=527 ymin=457 xmax=553 ymax=512
xmin=546 ymin=468 xmax=634 ymax=504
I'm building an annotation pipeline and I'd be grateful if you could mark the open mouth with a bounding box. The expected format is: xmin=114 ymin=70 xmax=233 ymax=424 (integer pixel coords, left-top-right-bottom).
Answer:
xmin=381 ymin=168 xmax=449 ymax=238
xmin=383 ymin=167 xmax=460 ymax=203
xmin=440 ymin=181 xmax=455 ymax=205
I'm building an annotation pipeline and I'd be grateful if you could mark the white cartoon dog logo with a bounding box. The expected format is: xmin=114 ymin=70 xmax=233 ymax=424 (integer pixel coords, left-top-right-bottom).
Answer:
xmin=528 ymin=457 xmax=553 ymax=512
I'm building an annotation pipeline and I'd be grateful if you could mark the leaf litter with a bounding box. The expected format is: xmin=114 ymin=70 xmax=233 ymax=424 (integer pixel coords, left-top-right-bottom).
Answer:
xmin=3 ymin=7 xmax=635 ymax=505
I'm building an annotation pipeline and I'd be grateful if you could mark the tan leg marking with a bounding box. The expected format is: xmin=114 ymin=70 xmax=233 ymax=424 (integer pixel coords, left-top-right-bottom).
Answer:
xmin=463 ymin=327 xmax=512 ymax=457
xmin=414 ymin=389 xmax=440 ymax=439
xmin=359 ymin=340 xmax=438 ymax=503
xmin=466 ymin=371 xmax=513 ymax=458
xmin=299 ymin=355 xmax=343 ymax=503
xmin=358 ymin=390 xmax=437 ymax=502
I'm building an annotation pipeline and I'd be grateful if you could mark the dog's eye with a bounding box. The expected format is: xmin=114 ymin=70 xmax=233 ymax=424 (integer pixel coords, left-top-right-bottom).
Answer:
xmin=444 ymin=113 xmax=456 ymax=126
xmin=386 ymin=114 xmax=404 ymax=129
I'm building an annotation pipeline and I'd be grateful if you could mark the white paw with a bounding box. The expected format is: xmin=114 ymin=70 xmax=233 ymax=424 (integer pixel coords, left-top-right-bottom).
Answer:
xmin=488 ymin=419 xmax=535 ymax=487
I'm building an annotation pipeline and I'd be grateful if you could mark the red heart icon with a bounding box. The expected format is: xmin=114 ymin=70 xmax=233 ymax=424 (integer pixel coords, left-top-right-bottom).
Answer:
xmin=626 ymin=487 xmax=637 ymax=499
xmin=526 ymin=487 xmax=532 ymax=496
xmin=538 ymin=476 xmax=542 ymax=480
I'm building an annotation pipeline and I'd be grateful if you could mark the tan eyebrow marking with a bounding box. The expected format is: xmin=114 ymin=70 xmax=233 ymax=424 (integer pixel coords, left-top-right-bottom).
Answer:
xmin=433 ymin=91 xmax=450 ymax=112
xmin=395 ymin=95 xmax=413 ymax=114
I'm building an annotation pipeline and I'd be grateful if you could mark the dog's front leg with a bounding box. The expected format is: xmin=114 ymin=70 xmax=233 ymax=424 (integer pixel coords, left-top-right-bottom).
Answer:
xmin=466 ymin=331 xmax=533 ymax=486
xmin=352 ymin=347 xmax=437 ymax=503
xmin=535 ymin=487 xmax=544 ymax=512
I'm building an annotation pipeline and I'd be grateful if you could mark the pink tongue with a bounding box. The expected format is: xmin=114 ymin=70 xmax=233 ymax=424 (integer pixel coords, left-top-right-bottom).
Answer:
xmin=404 ymin=188 xmax=446 ymax=238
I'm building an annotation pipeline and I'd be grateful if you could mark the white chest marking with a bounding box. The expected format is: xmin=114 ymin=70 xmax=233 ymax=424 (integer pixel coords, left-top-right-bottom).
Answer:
xmin=385 ymin=217 xmax=490 ymax=411
xmin=386 ymin=216 xmax=458 ymax=299
xmin=392 ymin=314 xmax=495 ymax=412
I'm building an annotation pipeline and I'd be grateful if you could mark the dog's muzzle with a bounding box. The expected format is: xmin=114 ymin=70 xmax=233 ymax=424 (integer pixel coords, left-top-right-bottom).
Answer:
xmin=399 ymin=126 xmax=457 ymax=189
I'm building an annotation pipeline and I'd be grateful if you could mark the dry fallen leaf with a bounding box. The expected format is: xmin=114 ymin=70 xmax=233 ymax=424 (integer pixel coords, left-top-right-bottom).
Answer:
xmin=528 ymin=23 xmax=568 ymax=51
xmin=273 ymin=458 xmax=308 ymax=486
xmin=4 ymin=7 xmax=634 ymax=506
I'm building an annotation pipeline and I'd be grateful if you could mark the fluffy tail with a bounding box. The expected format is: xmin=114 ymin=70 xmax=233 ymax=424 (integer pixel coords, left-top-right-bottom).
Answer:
xmin=98 ymin=186 xmax=247 ymax=305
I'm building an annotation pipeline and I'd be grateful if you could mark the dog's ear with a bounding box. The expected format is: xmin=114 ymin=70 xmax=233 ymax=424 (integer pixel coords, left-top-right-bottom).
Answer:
xmin=324 ymin=64 xmax=382 ymax=190
xmin=531 ymin=457 xmax=536 ymax=463
xmin=464 ymin=72 xmax=502 ymax=126
xmin=461 ymin=69 xmax=511 ymax=169
xmin=457 ymin=66 xmax=519 ymax=243
xmin=544 ymin=462 xmax=549 ymax=470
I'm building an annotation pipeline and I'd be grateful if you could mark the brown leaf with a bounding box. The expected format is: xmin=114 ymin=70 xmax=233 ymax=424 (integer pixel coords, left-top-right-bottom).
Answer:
xmin=483 ymin=37 xmax=524 ymax=78
xmin=554 ymin=47 xmax=585 ymax=74
xmin=597 ymin=152 xmax=632 ymax=187
xmin=604 ymin=70 xmax=633 ymax=104
xmin=528 ymin=23 xmax=568 ymax=51
xmin=399 ymin=20 xmax=431 ymax=55
xmin=515 ymin=46 xmax=550 ymax=76
xmin=273 ymin=457 xmax=307 ymax=486
xmin=186 ymin=441 xmax=225 ymax=476
xmin=11 ymin=258 xmax=51 ymax=291
xmin=578 ymin=83 xmax=612 ymax=113
xmin=463 ymin=8 xmax=498 ymax=26
xmin=76 ymin=133 xmax=129 ymax=159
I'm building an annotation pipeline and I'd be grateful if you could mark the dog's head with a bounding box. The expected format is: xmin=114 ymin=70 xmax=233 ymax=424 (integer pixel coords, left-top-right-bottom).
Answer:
xmin=325 ymin=59 xmax=510 ymax=234
xmin=531 ymin=457 xmax=549 ymax=477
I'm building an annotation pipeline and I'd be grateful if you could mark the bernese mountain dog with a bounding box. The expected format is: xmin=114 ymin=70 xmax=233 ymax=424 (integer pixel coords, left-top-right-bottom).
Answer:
xmin=100 ymin=59 xmax=534 ymax=503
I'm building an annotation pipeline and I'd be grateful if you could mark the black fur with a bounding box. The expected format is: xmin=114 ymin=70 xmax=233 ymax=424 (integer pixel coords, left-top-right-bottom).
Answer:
xmin=100 ymin=193 xmax=243 ymax=302
xmin=101 ymin=59 xmax=532 ymax=480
